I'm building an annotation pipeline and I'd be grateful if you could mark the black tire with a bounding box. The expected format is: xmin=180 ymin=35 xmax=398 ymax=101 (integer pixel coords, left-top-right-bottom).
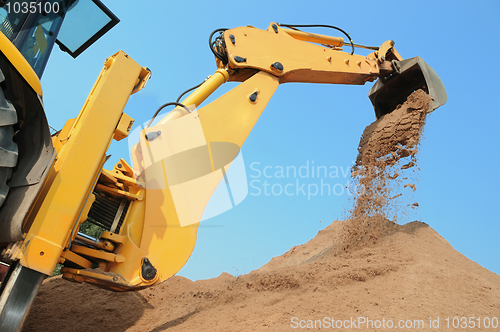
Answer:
xmin=0 ymin=70 xmax=18 ymax=209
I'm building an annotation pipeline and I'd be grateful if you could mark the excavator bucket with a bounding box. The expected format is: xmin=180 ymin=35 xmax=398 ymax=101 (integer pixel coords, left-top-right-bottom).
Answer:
xmin=369 ymin=56 xmax=447 ymax=119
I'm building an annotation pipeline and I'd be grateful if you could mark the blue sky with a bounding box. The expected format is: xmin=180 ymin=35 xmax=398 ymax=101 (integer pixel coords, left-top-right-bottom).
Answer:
xmin=41 ymin=0 xmax=500 ymax=280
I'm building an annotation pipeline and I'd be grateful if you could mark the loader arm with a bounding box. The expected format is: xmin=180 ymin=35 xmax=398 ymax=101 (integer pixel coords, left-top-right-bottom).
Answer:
xmin=59 ymin=23 xmax=445 ymax=292
xmin=0 ymin=51 xmax=151 ymax=331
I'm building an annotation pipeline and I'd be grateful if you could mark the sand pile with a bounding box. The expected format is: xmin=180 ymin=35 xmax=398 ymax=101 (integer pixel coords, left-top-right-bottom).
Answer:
xmin=24 ymin=221 xmax=500 ymax=331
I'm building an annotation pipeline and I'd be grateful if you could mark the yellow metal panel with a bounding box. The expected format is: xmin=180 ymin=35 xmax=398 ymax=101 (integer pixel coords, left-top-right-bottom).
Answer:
xmin=119 ymin=200 xmax=145 ymax=247
xmin=197 ymin=71 xmax=279 ymax=148
xmin=0 ymin=31 xmax=43 ymax=96
xmin=224 ymin=26 xmax=379 ymax=84
xmin=139 ymin=165 xmax=200 ymax=282
xmin=141 ymin=114 xmax=217 ymax=227
xmin=19 ymin=51 xmax=146 ymax=275
xmin=113 ymin=112 xmax=135 ymax=141
xmin=123 ymin=71 xmax=279 ymax=284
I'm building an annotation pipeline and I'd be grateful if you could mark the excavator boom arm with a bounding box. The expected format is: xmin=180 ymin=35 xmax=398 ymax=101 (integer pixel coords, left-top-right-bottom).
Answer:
xmin=60 ymin=22 xmax=447 ymax=291
xmin=61 ymin=22 xmax=446 ymax=291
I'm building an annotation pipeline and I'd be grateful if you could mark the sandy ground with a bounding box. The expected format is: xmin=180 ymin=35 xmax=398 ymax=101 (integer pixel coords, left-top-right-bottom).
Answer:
xmin=23 ymin=219 xmax=500 ymax=332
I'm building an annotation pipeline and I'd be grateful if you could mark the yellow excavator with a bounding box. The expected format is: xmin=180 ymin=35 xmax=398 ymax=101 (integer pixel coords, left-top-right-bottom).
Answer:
xmin=0 ymin=1 xmax=447 ymax=331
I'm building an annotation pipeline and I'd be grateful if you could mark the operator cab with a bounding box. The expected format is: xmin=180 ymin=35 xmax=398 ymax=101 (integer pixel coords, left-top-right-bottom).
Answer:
xmin=0 ymin=0 xmax=118 ymax=77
